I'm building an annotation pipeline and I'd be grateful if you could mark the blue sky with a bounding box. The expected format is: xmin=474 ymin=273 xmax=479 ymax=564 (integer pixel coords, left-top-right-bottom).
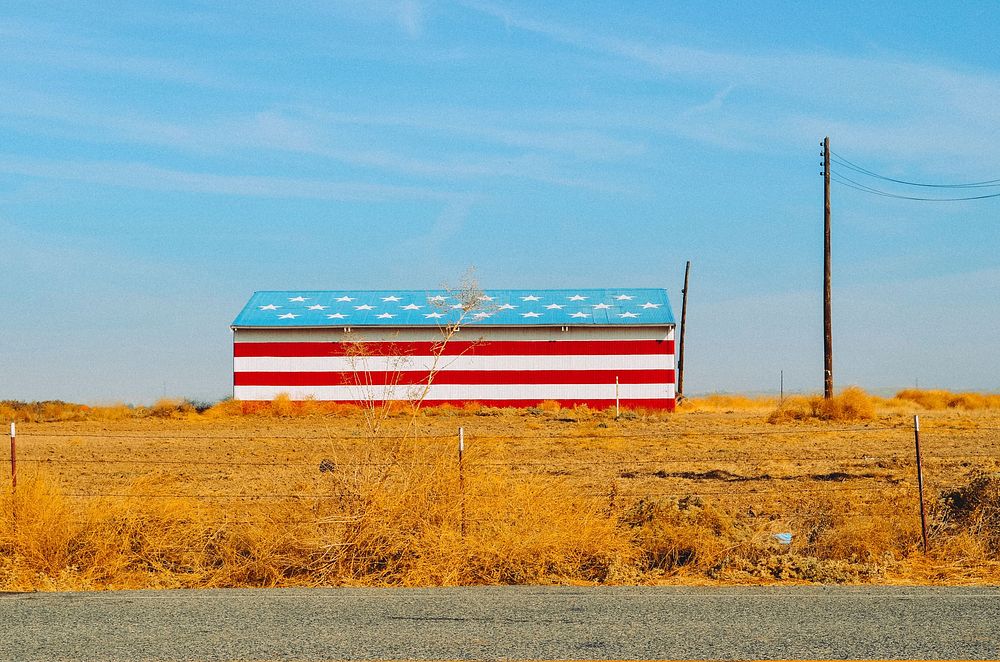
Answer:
xmin=1 ymin=1 xmax=998 ymax=403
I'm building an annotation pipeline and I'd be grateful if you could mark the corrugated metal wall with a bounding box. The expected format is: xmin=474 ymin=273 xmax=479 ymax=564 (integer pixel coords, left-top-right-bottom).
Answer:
xmin=232 ymin=325 xmax=676 ymax=409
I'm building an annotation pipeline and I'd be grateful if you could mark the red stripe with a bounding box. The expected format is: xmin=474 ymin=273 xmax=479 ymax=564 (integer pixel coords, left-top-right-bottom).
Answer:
xmin=235 ymin=369 xmax=675 ymax=387
xmin=233 ymin=339 xmax=673 ymax=358
xmin=240 ymin=398 xmax=675 ymax=411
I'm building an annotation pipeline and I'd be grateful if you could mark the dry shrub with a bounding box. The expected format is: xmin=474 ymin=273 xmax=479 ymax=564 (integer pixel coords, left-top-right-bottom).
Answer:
xmin=895 ymin=389 xmax=1000 ymax=411
xmin=87 ymin=403 xmax=134 ymax=421
xmin=948 ymin=392 xmax=1000 ymax=410
xmin=0 ymin=402 xmax=17 ymax=423
xmin=802 ymin=491 xmax=920 ymax=563
xmin=298 ymin=397 xmax=325 ymax=416
xmin=271 ymin=393 xmax=295 ymax=417
xmin=623 ymin=496 xmax=742 ymax=573
xmin=896 ymin=389 xmax=953 ymax=410
xmin=766 ymin=396 xmax=813 ymax=423
xmin=812 ymin=386 xmax=876 ymax=421
xmin=149 ymin=398 xmax=194 ymax=418
xmin=423 ymin=403 xmax=459 ymax=417
xmin=767 ymin=387 xmax=875 ymax=423
xmin=0 ymin=400 xmax=89 ymax=423
xmin=204 ymin=398 xmax=243 ymax=418
xmin=940 ymin=473 xmax=1000 ymax=553
xmin=537 ymin=400 xmax=561 ymax=414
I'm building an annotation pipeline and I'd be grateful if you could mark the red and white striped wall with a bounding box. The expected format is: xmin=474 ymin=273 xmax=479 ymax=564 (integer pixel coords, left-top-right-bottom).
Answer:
xmin=232 ymin=326 xmax=675 ymax=410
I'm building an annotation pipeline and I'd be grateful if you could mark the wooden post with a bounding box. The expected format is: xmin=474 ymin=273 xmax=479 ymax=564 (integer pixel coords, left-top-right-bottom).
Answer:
xmin=458 ymin=427 xmax=466 ymax=538
xmin=914 ymin=415 xmax=928 ymax=554
xmin=9 ymin=422 xmax=15 ymax=493
xmin=823 ymin=137 xmax=834 ymax=399
xmin=677 ymin=260 xmax=691 ymax=401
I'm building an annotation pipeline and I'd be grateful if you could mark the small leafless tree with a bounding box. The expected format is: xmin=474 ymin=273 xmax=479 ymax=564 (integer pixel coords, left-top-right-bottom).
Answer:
xmin=341 ymin=267 xmax=493 ymax=438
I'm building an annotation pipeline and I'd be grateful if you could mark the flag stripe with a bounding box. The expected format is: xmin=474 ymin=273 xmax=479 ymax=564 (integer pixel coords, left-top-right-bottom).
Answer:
xmin=244 ymin=398 xmax=675 ymax=410
xmin=235 ymin=354 xmax=674 ymax=373
xmin=235 ymin=369 xmax=675 ymax=387
xmin=234 ymin=383 xmax=675 ymax=402
xmin=233 ymin=339 xmax=674 ymax=357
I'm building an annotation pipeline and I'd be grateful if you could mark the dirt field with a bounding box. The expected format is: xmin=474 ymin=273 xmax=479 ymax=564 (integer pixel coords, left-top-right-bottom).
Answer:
xmin=1 ymin=398 xmax=999 ymax=590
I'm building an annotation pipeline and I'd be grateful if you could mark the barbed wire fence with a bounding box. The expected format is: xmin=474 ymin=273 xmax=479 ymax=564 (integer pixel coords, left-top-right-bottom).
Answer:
xmin=4 ymin=418 xmax=999 ymax=551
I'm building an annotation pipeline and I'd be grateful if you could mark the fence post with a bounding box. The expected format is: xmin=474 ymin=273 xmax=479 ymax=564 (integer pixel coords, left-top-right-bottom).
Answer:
xmin=615 ymin=376 xmax=620 ymax=418
xmin=458 ymin=427 xmax=466 ymax=538
xmin=913 ymin=415 xmax=928 ymax=554
xmin=9 ymin=422 xmax=15 ymax=493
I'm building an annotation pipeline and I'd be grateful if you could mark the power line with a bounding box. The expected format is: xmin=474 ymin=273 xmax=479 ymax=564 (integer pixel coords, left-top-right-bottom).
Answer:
xmin=831 ymin=152 xmax=1000 ymax=189
xmin=831 ymin=171 xmax=1000 ymax=202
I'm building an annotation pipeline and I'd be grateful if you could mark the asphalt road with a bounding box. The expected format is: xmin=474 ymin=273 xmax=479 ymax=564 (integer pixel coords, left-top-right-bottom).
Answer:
xmin=3 ymin=585 xmax=999 ymax=661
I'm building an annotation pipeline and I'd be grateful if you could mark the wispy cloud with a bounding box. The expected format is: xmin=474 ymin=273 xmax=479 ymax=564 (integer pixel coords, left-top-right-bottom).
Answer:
xmin=0 ymin=155 xmax=463 ymax=203
xmin=0 ymin=87 xmax=641 ymax=192
xmin=314 ymin=0 xmax=428 ymax=39
xmin=0 ymin=17 xmax=230 ymax=88
xmin=461 ymin=1 xmax=1000 ymax=171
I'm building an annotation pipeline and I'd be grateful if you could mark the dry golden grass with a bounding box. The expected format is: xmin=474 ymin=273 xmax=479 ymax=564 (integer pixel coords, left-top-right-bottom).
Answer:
xmin=679 ymin=394 xmax=777 ymax=413
xmin=2 ymin=395 xmax=1000 ymax=590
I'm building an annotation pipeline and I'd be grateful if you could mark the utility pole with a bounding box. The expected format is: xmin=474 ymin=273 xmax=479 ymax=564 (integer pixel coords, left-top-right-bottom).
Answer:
xmin=822 ymin=137 xmax=833 ymax=399
xmin=677 ymin=260 xmax=690 ymax=401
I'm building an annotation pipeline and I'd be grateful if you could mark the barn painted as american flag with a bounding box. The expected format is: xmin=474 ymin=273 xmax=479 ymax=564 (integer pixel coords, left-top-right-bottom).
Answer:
xmin=231 ymin=289 xmax=677 ymax=410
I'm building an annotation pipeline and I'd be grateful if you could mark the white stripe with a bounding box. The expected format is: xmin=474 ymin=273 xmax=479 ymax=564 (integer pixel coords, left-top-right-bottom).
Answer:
xmin=235 ymin=354 xmax=675 ymax=373
xmin=234 ymin=383 xmax=675 ymax=401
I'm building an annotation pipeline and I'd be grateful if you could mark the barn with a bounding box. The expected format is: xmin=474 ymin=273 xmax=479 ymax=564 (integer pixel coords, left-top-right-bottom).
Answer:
xmin=231 ymin=289 xmax=677 ymax=410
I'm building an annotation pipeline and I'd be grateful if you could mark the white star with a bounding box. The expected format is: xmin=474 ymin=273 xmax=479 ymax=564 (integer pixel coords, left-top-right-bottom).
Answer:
xmin=376 ymin=313 xmax=395 ymax=319
xmin=428 ymin=295 xmax=447 ymax=303
xmin=570 ymin=312 xmax=590 ymax=318
xmin=521 ymin=311 xmax=542 ymax=318
xmin=619 ymin=312 xmax=639 ymax=318
xmin=381 ymin=295 xmax=401 ymax=302
xmin=478 ymin=295 xmax=494 ymax=302
xmin=424 ymin=312 xmax=445 ymax=319
xmin=259 ymin=304 xmax=280 ymax=311
xmin=615 ymin=295 xmax=634 ymax=301
xmin=402 ymin=303 xmax=423 ymax=310
xmin=288 ymin=296 xmax=308 ymax=302
xmin=520 ymin=295 xmax=540 ymax=301
xmin=278 ymin=313 xmax=299 ymax=319
xmin=355 ymin=304 xmax=374 ymax=311
xmin=473 ymin=312 xmax=492 ymax=319
xmin=592 ymin=303 xmax=611 ymax=310
xmin=545 ymin=304 xmax=564 ymax=310
xmin=451 ymin=303 xmax=464 ymax=309
xmin=326 ymin=313 xmax=347 ymax=319
xmin=307 ymin=305 xmax=328 ymax=310
xmin=568 ymin=295 xmax=587 ymax=301
xmin=335 ymin=296 xmax=355 ymax=302
xmin=640 ymin=302 xmax=661 ymax=309
xmin=498 ymin=303 xmax=517 ymax=310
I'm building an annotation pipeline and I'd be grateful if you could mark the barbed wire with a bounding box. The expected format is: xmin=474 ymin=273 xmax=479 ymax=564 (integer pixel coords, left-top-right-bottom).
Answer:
xmin=13 ymin=432 xmax=456 ymax=440
xmin=11 ymin=447 xmax=997 ymax=468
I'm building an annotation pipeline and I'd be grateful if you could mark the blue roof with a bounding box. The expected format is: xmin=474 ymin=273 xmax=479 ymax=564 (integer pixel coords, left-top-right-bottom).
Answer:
xmin=232 ymin=289 xmax=675 ymax=328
